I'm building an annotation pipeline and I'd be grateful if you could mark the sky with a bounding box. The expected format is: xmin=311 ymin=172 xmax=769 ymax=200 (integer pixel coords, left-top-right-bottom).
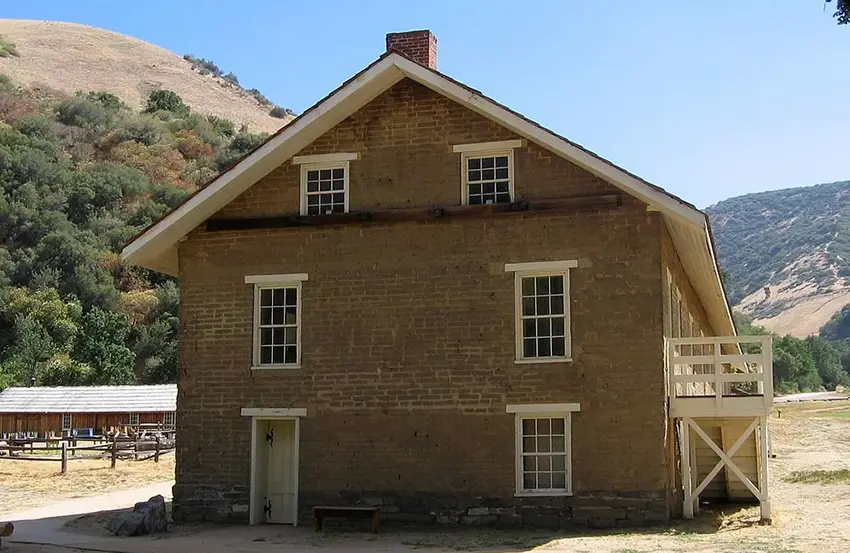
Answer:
xmin=4 ymin=1 xmax=849 ymax=208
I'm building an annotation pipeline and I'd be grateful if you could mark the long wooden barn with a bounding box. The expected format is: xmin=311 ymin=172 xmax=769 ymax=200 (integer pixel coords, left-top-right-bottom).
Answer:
xmin=0 ymin=384 xmax=177 ymax=437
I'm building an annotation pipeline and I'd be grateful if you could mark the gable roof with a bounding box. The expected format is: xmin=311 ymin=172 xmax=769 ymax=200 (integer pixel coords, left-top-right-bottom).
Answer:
xmin=0 ymin=384 xmax=177 ymax=413
xmin=121 ymin=52 xmax=735 ymax=337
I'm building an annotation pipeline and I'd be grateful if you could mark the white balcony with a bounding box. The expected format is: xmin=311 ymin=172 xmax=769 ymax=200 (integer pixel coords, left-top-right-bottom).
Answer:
xmin=667 ymin=335 xmax=773 ymax=419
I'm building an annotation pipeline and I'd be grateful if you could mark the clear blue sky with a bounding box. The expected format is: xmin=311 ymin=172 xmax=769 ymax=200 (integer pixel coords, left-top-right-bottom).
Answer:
xmin=5 ymin=1 xmax=849 ymax=207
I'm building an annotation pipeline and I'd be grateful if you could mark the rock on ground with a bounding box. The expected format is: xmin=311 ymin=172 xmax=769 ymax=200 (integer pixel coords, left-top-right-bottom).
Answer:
xmin=106 ymin=494 xmax=168 ymax=536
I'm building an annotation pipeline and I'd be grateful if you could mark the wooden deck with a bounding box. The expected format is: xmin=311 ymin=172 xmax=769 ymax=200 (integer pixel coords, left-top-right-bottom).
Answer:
xmin=666 ymin=336 xmax=773 ymax=522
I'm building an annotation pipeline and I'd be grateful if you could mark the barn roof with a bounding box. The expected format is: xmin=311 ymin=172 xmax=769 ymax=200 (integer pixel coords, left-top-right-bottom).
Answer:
xmin=0 ymin=384 xmax=177 ymax=413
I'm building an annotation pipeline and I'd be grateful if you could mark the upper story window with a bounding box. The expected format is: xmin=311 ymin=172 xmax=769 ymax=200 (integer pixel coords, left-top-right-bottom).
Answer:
xmin=453 ymin=139 xmax=524 ymax=205
xmin=245 ymin=273 xmax=309 ymax=369
xmin=292 ymin=152 xmax=359 ymax=216
xmin=505 ymin=260 xmax=577 ymax=363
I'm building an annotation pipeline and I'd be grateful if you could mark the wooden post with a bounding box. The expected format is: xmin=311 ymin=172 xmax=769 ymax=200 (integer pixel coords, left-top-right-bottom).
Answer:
xmin=679 ymin=418 xmax=694 ymax=518
xmin=155 ymin=435 xmax=160 ymax=463
xmin=758 ymin=416 xmax=772 ymax=522
xmin=61 ymin=441 xmax=67 ymax=474
xmin=111 ymin=435 xmax=117 ymax=468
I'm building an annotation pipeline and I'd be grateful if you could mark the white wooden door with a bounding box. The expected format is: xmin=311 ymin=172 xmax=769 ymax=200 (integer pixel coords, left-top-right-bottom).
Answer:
xmin=265 ymin=421 xmax=295 ymax=524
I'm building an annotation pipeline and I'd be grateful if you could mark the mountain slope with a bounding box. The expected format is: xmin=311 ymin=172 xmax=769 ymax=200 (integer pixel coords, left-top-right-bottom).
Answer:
xmin=0 ymin=19 xmax=289 ymax=133
xmin=707 ymin=180 xmax=850 ymax=336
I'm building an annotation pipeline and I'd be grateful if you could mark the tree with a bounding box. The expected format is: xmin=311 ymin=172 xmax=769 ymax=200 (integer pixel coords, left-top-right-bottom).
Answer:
xmin=144 ymin=90 xmax=189 ymax=116
xmin=73 ymin=308 xmax=135 ymax=385
xmin=827 ymin=0 xmax=850 ymax=24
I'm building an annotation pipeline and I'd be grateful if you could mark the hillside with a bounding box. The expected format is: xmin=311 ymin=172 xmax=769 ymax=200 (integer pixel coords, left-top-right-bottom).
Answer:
xmin=707 ymin=180 xmax=850 ymax=336
xmin=0 ymin=19 xmax=291 ymax=133
xmin=0 ymin=71 xmax=272 ymax=388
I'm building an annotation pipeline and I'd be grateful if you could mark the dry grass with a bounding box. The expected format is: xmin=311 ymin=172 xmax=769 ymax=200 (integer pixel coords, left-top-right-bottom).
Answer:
xmin=0 ymin=454 xmax=174 ymax=515
xmin=784 ymin=469 xmax=850 ymax=484
xmin=0 ymin=19 xmax=291 ymax=133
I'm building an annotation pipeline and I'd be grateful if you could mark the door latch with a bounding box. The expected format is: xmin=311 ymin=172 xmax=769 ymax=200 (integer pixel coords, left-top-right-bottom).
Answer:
xmin=264 ymin=500 xmax=272 ymax=519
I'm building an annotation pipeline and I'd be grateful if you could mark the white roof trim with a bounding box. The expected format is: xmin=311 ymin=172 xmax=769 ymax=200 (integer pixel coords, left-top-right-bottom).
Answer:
xmin=506 ymin=403 xmax=581 ymax=414
xmin=241 ymin=407 xmax=307 ymax=417
xmin=452 ymin=139 xmax=525 ymax=153
xmin=393 ymin=56 xmax=704 ymax=228
xmin=122 ymin=52 xmax=707 ymax=279
xmin=292 ymin=152 xmax=359 ymax=164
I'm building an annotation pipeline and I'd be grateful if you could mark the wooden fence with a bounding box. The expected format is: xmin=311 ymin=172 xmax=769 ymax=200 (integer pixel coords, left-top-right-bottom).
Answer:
xmin=0 ymin=432 xmax=175 ymax=473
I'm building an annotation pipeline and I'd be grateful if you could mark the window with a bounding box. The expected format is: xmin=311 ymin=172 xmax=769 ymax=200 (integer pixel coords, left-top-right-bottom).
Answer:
xmin=62 ymin=413 xmax=72 ymax=431
xmin=293 ymin=153 xmax=358 ymax=216
xmin=464 ymin=153 xmax=512 ymax=205
xmin=163 ymin=411 xmax=175 ymax=428
xmin=508 ymin=404 xmax=578 ymax=496
xmin=129 ymin=412 xmax=140 ymax=426
xmin=302 ymin=164 xmax=348 ymax=215
xmin=246 ymin=274 xmax=308 ymax=369
xmin=505 ymin=260 xmax=576 ymax=363
xmin=453 ymin=140 xmax=523 ymax=205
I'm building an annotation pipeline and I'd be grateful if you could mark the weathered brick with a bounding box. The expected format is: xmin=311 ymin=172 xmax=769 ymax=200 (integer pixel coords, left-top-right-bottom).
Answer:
xmin=173 ymin=77 xmax=674 ymax=526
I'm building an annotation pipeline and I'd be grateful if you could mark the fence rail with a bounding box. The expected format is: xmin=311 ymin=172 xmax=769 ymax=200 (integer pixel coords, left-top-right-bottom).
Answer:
xmin=667 ymin=335 xmax=774 ymax=413
xmin=0 ymin=435 xmax=175 ymax=472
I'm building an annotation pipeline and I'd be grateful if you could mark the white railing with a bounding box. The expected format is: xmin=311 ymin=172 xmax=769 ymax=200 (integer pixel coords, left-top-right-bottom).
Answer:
xmin=667 ymin=335 xmax=773 ymax=413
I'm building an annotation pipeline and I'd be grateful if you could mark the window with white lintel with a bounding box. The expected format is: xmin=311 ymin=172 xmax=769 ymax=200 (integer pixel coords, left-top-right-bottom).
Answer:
xmin=508 ymin=404 xmax=579 ymax=496
xmin=62 ymin=413 xmax=72 ymax=432
xmin=246 ymin=274 xmax=309 ymax=369
xmin=293 ymin=153 xmax=358 ymax=216
xmin=505 ymin=260 xmax=576 ymax=363
xmin=453 ymin=140 xmax=523 ymax=205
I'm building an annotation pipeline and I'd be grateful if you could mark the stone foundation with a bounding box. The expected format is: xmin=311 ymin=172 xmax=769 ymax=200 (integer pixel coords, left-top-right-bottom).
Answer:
xmin=173 ymin=485 xmax=669 ymax=528
xmin=298 ymin=490 xmax=670 ymax=529
xmin=171 ymin=484 xmax=250 ymax=523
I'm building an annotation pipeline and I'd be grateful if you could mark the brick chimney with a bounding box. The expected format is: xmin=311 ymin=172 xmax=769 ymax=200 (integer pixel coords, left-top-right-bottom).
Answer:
xmin=386 ymin=30 xmax=437 ymax=69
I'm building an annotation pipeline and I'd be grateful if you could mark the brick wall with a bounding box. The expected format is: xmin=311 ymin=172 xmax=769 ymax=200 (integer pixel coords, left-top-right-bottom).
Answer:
xmin=173 ymin=78 xmax=670 ymax=527
xmin=386 ymin=30 xmax=437 ymax=69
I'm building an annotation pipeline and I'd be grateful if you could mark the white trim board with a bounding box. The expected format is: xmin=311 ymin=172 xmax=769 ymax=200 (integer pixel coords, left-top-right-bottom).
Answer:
xmin=505 ymin=260 xmax=578 ymax=273
xmin=292 ymin=152 xmax=359 ymax=164
xmin=452 ymin=139 xmax=525 ymax=153
xmin=507 ymin=403 xmax=581 ymax=413
xmin=245 ymin=273 xmax=309 ymax=284
xmin=241 ymin=408 xmax=307 ymax=417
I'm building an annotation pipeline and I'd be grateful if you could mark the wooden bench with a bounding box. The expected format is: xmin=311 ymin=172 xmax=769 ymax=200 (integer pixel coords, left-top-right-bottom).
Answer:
xmin=313 ymin=506 xmax=379 ymax=533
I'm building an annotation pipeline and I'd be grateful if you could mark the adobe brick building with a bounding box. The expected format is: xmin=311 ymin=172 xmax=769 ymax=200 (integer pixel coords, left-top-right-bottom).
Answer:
xmin=123 ymin=30 xmax=773 ymax=528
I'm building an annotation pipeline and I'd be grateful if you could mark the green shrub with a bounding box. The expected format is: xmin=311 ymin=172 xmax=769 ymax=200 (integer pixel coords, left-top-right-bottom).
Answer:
xmin=223 ymin=72 xmax=239 ymax=85
xmin=0 ymin=74 xmax=13 ymax=92
xmin=56 ymin=97 xmax=112 ymax=128
xmin=144 ymin=89 xmax=189 ymax=116
xmin=269 ymin=106 xmax=288 ymax=118
xmin=0 ymin=36 xmax=20 ymax=58
xmin=248 ymin=88 xmax=271 ymax=106
xmin=84 ymin=91 xmax=126 ymax=111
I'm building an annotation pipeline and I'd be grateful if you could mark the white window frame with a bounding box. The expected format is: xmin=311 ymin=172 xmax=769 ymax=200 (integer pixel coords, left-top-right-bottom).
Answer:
xmin=246 ymin=273 xmax=309 ymax=370
xmin=298 ymin=161 xmax=351 ymax=216
xmin=454 ymin=140 xmax=524 ymax=206
xmin=163 ymin=411 xmax=175 ymax=428
xmin=62 ymin=413 xmax=72 ymax=432
xmin=129 ymin=412 xmax=140 ymax=426
xmin=505 ymin=260 xmax=576 ymax=364
xmin=507 ymin=403 xmax=579 ymax=497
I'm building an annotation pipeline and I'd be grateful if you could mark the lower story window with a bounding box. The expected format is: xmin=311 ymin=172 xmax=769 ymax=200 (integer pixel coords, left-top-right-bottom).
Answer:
xmin=163 ymin=411 xmax=175 ymax=427
xmin=508 ymin=404 xmax=578 ymax=496
xmin=129 ymin=412 xmax=140 ymax=426
xmin=62 ymin=413 xmax=72 ymax=431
